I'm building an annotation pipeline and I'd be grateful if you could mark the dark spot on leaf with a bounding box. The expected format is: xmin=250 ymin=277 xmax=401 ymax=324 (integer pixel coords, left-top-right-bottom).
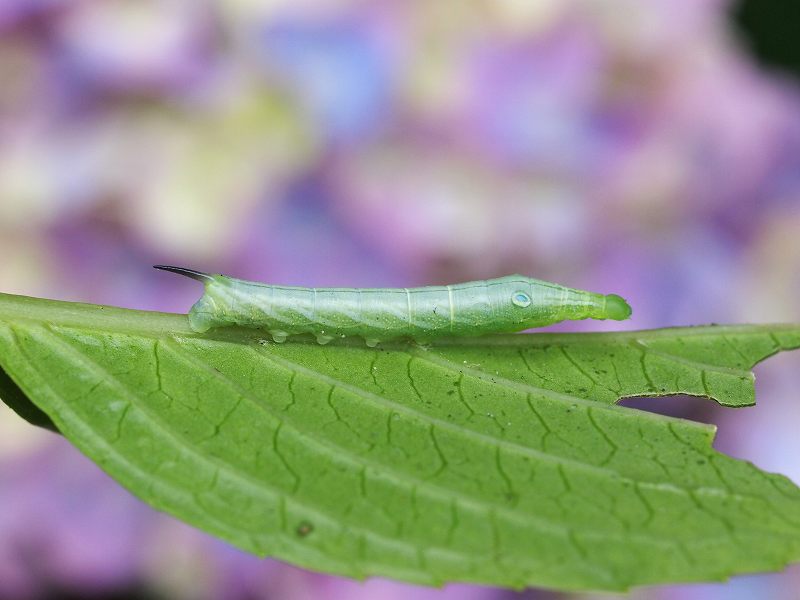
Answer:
xmin=296 ymin=521 xmax=314 ymax=537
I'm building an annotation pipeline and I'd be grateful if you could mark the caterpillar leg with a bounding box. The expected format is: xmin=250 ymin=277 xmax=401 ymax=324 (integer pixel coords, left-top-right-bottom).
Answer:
xmin=269 ymin=330 xmax=289 ymax=343
xmin=315 ymin=333 xmax=334 ymax=345
xmin=364 ymin=338 xmax=380 ymax=348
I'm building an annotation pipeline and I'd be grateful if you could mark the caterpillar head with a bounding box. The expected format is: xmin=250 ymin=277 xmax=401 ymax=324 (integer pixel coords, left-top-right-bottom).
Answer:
xmin=602 ymin=294 xmax=632 ymax=321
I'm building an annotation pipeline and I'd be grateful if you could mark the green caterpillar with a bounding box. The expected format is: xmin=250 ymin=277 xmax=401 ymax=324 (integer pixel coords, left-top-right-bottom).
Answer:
xmin=155 ymin=266 xmax=632 ymax=346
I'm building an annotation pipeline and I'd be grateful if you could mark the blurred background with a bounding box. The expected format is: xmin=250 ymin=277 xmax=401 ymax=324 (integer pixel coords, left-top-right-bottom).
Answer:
xmin=1 ymin=0 xmax=799 ymax=598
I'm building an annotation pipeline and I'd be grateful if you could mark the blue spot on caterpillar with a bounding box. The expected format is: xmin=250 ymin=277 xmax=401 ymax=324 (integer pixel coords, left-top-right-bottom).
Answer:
xmin=155 ymin=266 xmax=632 ymax=346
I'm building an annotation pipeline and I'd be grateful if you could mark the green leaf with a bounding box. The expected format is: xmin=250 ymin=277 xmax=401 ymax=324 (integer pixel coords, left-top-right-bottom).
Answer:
xmin=1 ymin=291 xmax=799 ymax=592
xmin=0 ymin=360 xmax=57 ymax=432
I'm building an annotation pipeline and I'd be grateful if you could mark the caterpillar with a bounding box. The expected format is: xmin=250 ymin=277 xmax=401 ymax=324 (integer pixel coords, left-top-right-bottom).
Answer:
xmin=155 ymin=265 xmax=632 ymax=346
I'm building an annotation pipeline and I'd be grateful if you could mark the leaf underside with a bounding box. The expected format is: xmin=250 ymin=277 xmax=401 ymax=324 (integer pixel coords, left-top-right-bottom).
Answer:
xmin=0 ymin=292 xmax=799 ymax=592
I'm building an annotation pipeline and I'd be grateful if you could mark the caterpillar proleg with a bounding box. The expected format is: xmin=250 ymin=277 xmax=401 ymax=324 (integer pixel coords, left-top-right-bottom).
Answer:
xmin=155 ymin=266 xmax=632 ymax=346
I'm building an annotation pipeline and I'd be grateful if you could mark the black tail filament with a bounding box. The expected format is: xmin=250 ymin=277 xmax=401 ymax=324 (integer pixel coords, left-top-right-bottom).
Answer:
xmin=153 ymin=265 xmax=214 ymax=283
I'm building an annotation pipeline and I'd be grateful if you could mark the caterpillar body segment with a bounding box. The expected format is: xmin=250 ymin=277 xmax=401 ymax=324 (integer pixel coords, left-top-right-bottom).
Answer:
xmin=155 ymin=266 xmax=632 ymax=345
